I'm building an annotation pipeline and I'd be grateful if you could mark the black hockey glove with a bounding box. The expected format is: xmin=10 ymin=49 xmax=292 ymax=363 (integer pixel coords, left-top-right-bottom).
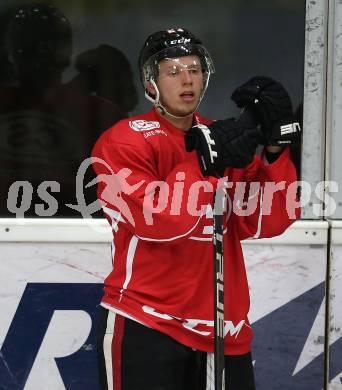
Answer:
xmin=184 ymin=113 xmax=263 ymax=176
xmin=231 ymin=76 xmax=301 ymax=146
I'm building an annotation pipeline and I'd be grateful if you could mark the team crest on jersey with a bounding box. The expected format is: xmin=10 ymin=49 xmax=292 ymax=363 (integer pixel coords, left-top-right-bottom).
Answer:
xmin=129 ymin=120 xmax=160 ymax=132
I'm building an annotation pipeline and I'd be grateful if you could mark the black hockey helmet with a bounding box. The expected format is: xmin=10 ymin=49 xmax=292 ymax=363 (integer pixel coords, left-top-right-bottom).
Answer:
xmin=138 ymin=27 xmax=215 ymax=85
xmin=6 ymin=3 xmax=72 ymax=71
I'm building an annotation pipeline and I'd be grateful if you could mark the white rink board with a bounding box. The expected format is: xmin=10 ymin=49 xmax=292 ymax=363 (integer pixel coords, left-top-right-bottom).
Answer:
xmin=0 ymin=242 xmax=111 ymax=390
xmin=0 ymin=222 xmax=328 ymax=390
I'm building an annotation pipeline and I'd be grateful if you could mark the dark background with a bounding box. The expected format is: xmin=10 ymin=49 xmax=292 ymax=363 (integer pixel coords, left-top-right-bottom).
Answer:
xmin=0 ymin=0 xmax=305 ymax=217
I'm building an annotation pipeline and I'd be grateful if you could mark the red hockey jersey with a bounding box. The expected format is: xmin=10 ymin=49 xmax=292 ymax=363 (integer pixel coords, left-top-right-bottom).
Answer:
xmin=92 ymin=107 xmax=298 ymax=355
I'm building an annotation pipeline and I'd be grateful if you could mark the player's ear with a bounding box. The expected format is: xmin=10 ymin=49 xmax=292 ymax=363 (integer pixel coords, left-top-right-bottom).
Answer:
xmin=145 ymin=80 xmax=157 ymax=97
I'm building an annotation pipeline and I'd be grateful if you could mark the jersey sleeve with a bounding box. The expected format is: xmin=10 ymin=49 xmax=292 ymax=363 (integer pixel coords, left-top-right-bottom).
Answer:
xmin=231 ymin=147 xmax=300 ymax=241
xmin=91 ymin=126 xmax=218 ymax=242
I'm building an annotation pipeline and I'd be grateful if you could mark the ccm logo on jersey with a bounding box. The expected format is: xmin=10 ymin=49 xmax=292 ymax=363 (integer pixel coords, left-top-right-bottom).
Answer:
xmin=129 ymin=120 xmax=160 ymax=132
xmin=280 ymin=122 xmax=301 ymax=136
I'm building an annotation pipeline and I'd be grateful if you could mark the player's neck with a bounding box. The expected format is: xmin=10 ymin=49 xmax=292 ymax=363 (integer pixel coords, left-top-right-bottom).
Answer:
xmin=158 ymin=111 xmax=193 ymax=131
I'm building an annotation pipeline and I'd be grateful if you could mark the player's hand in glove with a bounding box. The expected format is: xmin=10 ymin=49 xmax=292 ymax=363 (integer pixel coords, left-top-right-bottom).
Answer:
xmin=231 ymin=76 xmax=301 ymax=146
xmin=184 ymin=111 xmax=264 ymax=176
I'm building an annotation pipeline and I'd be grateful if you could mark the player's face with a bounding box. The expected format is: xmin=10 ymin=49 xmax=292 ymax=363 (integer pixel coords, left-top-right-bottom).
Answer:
xmin=156 ymin=55 xmax=204 ymax=117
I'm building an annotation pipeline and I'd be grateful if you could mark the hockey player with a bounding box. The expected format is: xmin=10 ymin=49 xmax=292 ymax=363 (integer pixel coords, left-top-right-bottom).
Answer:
xmin=92 ymin=28 xmax=300 ymax=390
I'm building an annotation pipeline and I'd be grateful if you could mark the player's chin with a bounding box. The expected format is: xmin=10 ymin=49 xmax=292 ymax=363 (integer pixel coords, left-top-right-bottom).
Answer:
xmin=176 ymin=100 xmax=200 ymax=115
xmin=171 ymin=108 xmax=195 ymax=117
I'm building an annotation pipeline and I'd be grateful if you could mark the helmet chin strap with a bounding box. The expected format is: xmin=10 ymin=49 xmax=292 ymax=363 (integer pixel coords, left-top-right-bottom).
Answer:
xmin=145 ymin=76 xmax=210 ymax=120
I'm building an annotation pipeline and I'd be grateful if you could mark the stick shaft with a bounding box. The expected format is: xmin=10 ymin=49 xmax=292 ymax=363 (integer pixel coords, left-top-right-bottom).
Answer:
xmin=213 ymin=206 xmax=225 ymax=390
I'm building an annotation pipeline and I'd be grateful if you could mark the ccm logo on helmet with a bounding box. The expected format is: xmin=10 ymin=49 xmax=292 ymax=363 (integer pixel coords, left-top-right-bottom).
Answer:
xmin=129 ymin=120 xmax=161 ymax=132
xmin=170 ymin=38 xmax=191 ymax=45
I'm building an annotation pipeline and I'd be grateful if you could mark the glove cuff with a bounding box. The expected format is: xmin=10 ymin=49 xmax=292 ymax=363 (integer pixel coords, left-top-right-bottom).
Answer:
xmin=193 ymin=124 xmax=218 ymax=165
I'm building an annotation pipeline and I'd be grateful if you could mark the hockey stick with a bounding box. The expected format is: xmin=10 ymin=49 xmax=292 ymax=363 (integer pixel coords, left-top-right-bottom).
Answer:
xmin=213 ymin=188 xmax=225 ymax=390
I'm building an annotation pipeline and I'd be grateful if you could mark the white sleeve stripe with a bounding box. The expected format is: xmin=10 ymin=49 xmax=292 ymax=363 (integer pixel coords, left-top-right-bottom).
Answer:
xmin=103 ymin=206 xmax=208 ymax=243
xmin=189 ymin=236 xmax=212 ymax=241
xmin=110 ymin=241 xmax=116 ymax=267
xmin=136 ymin=214 xmax=204 ymax=242
xmin=102 ymin=206 xmax=125 ymax=233
xmin=102 ymin=206 xmax=121 ymax=221
xmin=119 ymin=235 xmax=139 ymax=300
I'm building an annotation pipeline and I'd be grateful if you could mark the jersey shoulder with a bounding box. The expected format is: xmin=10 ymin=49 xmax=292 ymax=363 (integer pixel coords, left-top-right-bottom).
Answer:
xmin=100 ymin=110 xmax=163 ymax=147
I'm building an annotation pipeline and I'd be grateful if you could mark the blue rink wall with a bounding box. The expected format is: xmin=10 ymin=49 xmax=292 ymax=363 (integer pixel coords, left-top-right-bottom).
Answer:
xmin=0 ymin=221 xmax=341 ymax=389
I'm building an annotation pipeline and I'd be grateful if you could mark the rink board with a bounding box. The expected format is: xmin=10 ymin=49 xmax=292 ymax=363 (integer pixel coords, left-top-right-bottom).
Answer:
xmin=0 ymin=221 xmax=328 ymax=389
xmin=244 ymin=242 xmax=327 ymax=389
